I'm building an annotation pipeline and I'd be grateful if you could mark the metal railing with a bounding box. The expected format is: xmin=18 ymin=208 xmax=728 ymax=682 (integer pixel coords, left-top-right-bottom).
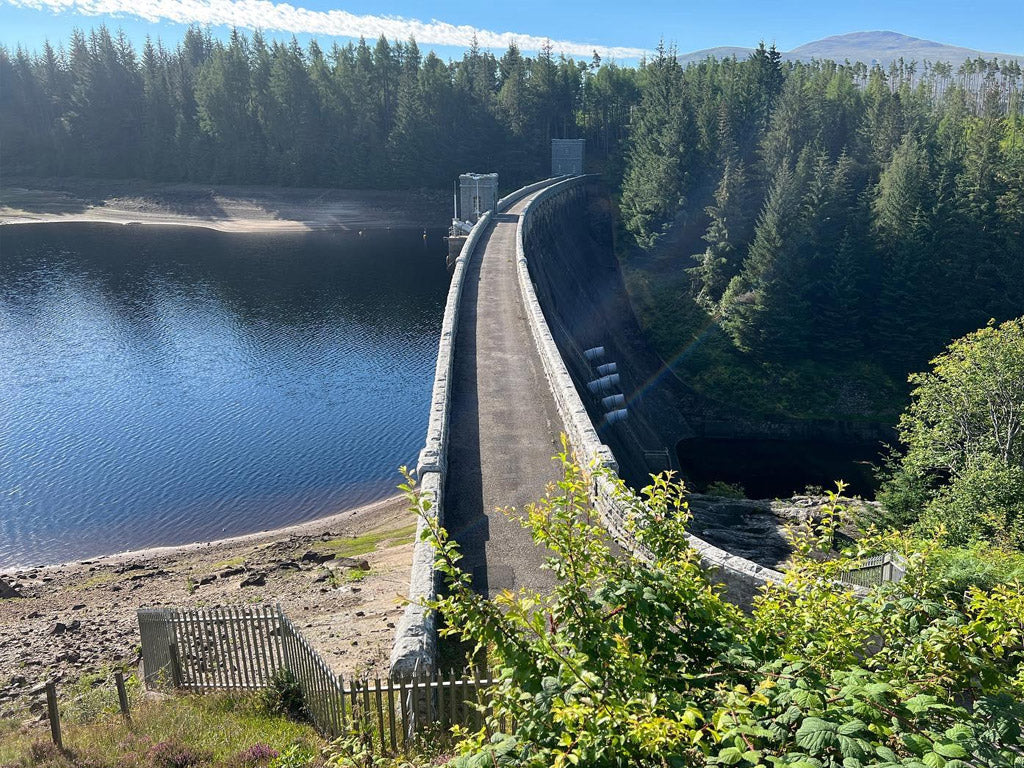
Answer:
xmin=838 ymin=552 xmax=907 ymax=587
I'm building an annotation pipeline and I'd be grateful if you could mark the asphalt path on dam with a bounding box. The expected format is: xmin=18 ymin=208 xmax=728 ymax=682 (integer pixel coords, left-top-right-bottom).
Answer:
xmin=443 ymin=191 xmax=563 ymax=599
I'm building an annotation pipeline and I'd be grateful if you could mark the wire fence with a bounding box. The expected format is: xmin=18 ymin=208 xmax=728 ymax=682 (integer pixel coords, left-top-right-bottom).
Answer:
xmin=23 ymin=671 xmax=135 ymax=751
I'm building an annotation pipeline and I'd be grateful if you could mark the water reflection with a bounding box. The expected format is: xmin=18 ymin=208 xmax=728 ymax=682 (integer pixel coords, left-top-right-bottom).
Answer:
xmin=0 ymin=223 xmax=448 ymax=567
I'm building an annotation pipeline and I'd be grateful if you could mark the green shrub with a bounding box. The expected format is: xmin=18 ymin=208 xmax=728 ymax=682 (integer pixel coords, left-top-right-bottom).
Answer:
xmin=920 ymin=457 xmax=1024 ymax=548
xmin=703 ymin=480 xmax=746 ymax=498
xmin=880 ymin=317 xmax=1024 ymax=549
xmin=259 ymin=669 xmax=306 ymax=722
xmin=928 ymin=543 xmax=1024 ymax=594
xmin=405 ymin=446 xmax=1024 ymax=767
xmin=268 ymin=744 xmax=319 ymax=768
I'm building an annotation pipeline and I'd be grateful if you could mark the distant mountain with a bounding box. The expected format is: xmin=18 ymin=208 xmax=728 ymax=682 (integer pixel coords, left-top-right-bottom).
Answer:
xmin=676 ymin=31 xmax=1024 ymax=68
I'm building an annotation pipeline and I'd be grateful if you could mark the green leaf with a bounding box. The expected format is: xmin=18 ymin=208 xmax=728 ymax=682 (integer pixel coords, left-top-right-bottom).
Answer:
xmin=796 ymin=718 xmax=838 ymax=753
xmin=837 ymin=735 xmax=870 ymax=759
xmin=942 ymin=724 xmax=972 ymax=743
xmin=717 ymin=746 xmax=744 ymax=765
xmin=933 ymin=743 xmax=968 ymax=759
xmin=837 ymin=719 xmax=866 ymax=736
xmin=902 ymin=733 xmax=931 ymax=757
xmin=863 ymin=683 xmax=891 ymax=698
xmin=922 ymin=751 xmax=946 ymax=768
xmin=905 ymin=694 xmax=939 ymax=714
xmin=874 ymin=746 xmax=898 ymax=762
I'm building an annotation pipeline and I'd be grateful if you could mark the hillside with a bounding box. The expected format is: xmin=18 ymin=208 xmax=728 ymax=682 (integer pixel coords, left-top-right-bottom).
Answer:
xmin=677 ymin=30 xmax=1024 ymax=66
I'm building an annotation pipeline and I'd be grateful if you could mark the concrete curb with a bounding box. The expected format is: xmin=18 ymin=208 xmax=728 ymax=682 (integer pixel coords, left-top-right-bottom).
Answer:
xmin=515 ymin=177 xmax=786 ymax=606
xmin=496 ymin=176 xmax=568 ymax=213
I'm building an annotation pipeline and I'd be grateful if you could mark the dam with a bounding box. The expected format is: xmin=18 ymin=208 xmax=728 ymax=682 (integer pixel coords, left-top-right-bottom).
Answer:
xmin=390 ymin=174 xmax=787 ymax=675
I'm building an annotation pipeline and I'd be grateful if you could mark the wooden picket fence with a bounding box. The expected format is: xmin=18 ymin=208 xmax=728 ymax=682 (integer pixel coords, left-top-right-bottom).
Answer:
xmin=138 ymin=605 xmax=495 ymax=752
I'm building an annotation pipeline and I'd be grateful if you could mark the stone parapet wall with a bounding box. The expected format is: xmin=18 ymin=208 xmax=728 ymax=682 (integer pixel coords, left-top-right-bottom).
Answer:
xmin=390 ymin=179 xmax=568 ymax=676
xmin=496 ymin=176 xmax=567 ymax=213
xmin=389 ymin=210 xmax=494 ymax=677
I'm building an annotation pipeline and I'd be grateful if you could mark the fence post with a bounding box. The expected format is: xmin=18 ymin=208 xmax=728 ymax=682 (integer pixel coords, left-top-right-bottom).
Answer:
xmin=45 ymin=681 xmax=62 ymax=751
xmin=114 ymin=671 xmax=131 ymax=721
xmin=168 ymin=643 xmax=183 ymax=688
xmin=404 ymin=660 xmax=421 ymax=740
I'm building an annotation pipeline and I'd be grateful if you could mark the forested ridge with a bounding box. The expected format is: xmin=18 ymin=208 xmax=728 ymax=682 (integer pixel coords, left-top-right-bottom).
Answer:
xmin=0 ymin=25 xmax=631 ymax=189
xmin=614 ymin=44 xmax=1024 ymax=421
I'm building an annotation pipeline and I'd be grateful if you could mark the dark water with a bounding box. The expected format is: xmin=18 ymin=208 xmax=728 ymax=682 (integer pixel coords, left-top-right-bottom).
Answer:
xmin=676 ymin=437 xmax=883 ymax=499
xmin=0 ymin=223 xmax=449 ymax=568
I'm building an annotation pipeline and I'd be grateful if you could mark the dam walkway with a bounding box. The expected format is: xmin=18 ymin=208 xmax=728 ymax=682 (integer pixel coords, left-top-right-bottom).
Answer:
xmin=443 ymin=192 xmax=561 ymax=599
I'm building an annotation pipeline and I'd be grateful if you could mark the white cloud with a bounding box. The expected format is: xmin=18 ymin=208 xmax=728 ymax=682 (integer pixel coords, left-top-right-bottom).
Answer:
xmin=4 ymin=0 xmax=648 ymax=59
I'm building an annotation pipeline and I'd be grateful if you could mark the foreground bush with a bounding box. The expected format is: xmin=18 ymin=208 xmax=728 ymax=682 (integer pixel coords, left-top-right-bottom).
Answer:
xmin=407 ymin=448 xmax=1024 ymax=767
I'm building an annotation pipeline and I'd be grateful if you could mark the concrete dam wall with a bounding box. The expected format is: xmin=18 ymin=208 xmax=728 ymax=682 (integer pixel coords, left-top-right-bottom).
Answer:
xmin=516 ymin=177 xmax=784 ymax=608
xmin=390 ymin=176 xmax=867 ymax=676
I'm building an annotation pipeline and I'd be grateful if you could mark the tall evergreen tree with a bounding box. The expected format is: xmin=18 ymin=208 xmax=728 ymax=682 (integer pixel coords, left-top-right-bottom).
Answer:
xmin=620 ymin=44 xmax=690 ymax=248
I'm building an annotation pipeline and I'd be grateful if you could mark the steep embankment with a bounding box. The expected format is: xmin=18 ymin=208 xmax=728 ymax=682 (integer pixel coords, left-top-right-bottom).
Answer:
xmin=521 ymin=180 xmax=891 ymax=565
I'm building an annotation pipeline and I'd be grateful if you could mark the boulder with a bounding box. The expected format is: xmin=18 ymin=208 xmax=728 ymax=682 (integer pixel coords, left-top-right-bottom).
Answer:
xmin=301 ymin=550 xmax=334 ymax=564
xmin=239 ymin=572 xmax=266 ymax=588
xmin=0 ymin=577 xmax=22 ymax=599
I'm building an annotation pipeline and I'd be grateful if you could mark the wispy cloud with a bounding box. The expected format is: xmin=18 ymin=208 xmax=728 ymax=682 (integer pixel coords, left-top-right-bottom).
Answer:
xmin=4 ymin=0 xmax=649 ymax=58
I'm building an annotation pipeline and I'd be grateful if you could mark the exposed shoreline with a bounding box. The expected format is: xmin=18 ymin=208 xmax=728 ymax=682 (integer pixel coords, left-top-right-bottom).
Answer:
xmin=0 ymin=182 xmax=443 ymax=713
xmin=0 ymin=490 xmax=419 ymax=717
xmin=0 ymin=494 xmax=407 ymax=577
xmin=0 ymin=178 xmax=449 ymax=233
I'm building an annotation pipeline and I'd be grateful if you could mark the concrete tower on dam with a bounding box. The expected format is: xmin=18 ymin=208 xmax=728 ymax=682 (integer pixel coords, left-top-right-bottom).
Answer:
xmin=551 ymin=139 xmax=585 ymax=175
xmin=457 ymin=173 xmax=498 ymax=225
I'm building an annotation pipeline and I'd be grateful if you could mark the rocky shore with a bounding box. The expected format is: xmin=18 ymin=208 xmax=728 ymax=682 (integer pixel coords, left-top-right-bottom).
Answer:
xmin=0 ymin=496 xmax=416 ymax=718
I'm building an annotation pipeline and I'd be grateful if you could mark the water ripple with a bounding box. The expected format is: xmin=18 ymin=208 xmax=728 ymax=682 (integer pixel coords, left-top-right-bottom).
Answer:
xmin=0 ymin=224 xmax=449 ymax=567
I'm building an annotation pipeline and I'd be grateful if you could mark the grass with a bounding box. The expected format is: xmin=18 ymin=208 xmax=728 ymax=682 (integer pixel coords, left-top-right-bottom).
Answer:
xmin=310 ymin=523 xmax=418 ymax=560
xmin=0 ymin=684 xmax=323 ymax=767
xmin=341 ymin=569 xmax=369 ymax=583
xmin=210 ymin=554 xmax=249 ymax=571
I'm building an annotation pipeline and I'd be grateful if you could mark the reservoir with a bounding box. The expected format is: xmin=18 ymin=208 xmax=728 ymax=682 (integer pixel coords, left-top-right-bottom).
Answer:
xmin=0 ymin=223 xmax=449 ymax=568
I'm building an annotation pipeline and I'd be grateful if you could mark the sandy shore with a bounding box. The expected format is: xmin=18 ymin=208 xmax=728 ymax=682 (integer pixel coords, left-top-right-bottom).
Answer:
xmin=0 ymin=495 xmax=419 ymax=718
xmin=0 ymin=178 xmax=449 ymax=233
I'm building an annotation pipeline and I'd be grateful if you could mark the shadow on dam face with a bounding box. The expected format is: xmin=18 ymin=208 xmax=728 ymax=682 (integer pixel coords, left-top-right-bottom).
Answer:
xmin=675 ymin=437 xmax=885 ymax=500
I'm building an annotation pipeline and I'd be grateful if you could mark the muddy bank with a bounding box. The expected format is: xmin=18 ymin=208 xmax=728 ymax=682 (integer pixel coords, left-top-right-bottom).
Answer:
xmin=0 ymin=178 xmax=448 ymax=232
xmin=0 ymin=496 xmax=417 ymax=718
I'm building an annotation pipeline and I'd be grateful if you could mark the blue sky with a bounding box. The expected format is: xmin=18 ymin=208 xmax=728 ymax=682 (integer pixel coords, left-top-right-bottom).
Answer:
xmin=2 ymin=0 xmax=1022 ymax=62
